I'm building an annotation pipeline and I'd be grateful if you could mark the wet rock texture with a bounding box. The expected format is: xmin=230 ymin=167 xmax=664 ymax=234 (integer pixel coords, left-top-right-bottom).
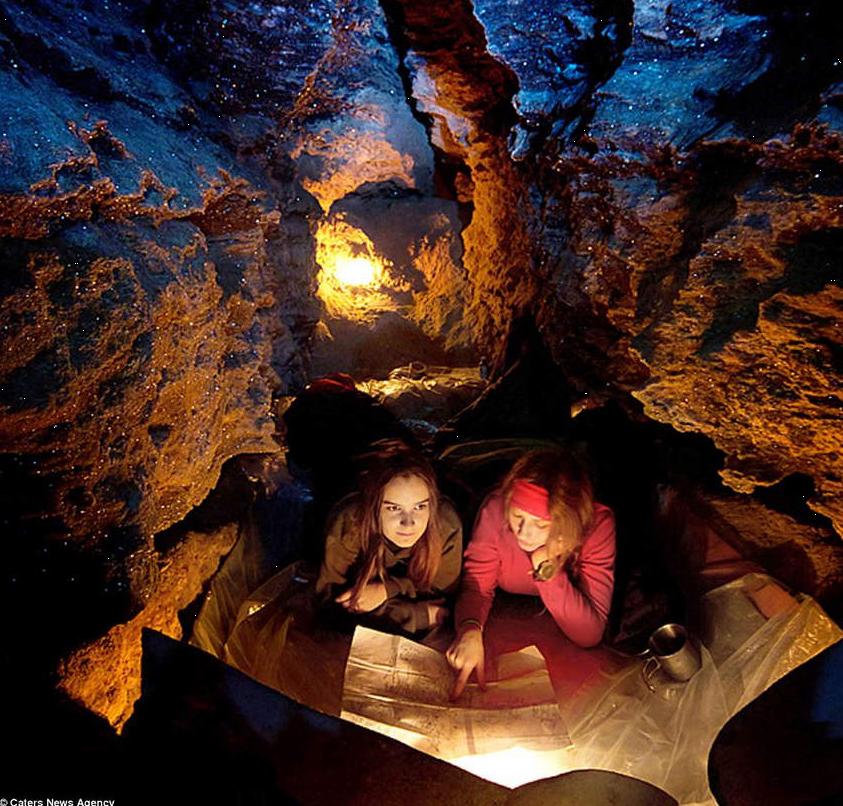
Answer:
xmin=57 ymin=523 xmax=238 ymax=729
xmin=385 ymin=0 xmax=539 ymax=351
xmin=383 ymin=0 xmax=843 ymax=542
xmin=525 ymin=2 xmax=843 ymax=538
xmin=2 ymin=0 xmax=842 ymax=729
xmin=0 ymin=0 xmax=319 ymax=701
xmin=536 ymin=132 xmax=843 ymax=535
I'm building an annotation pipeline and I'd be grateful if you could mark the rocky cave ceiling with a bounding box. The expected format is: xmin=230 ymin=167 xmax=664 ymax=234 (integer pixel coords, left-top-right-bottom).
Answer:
xmin=0 ymin=0 xmax=842 ymax=702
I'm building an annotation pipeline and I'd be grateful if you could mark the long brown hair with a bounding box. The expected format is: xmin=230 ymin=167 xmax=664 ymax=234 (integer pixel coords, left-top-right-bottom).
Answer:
xmin=348 ymin=440 xmax=443 ymax=606
xmin=501 ymin=447 xmax=594 ymax=569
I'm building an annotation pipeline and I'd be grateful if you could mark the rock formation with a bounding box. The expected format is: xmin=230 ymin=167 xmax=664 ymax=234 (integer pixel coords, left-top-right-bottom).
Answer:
xmin=1 ymin=0 xmax=841 ymax=734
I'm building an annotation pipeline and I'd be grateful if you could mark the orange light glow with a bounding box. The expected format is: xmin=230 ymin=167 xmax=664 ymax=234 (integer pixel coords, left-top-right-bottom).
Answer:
xmin=315 ymin=215 xmax=396 ymax=321
xmin=333 ymin=255 xmax=378 ymax=287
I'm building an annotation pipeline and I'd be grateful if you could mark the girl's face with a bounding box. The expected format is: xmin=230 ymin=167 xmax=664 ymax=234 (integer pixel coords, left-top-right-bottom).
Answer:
xmin=508 ymin=506 xmax=552 ymax=553
xmin=380 ymin=473 xmax=431 ymax=548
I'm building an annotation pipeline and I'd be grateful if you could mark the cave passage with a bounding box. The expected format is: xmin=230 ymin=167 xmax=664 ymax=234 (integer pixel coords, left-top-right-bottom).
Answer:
xmin=1 ymin=1 xmax=843 ymax=804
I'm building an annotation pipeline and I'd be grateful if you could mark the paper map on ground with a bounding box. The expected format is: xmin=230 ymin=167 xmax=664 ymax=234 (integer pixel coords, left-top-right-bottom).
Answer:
xmin=340 ymin=626 xmax=571 ymax=760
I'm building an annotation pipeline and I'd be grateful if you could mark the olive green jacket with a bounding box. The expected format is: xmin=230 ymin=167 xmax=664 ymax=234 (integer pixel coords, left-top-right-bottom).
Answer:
xmin=316 ymin=496 xmax=463 ymax=634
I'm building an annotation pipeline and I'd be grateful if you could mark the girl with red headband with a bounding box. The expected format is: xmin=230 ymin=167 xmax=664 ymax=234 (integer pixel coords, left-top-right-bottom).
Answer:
xmin=446 ymin=448 xmax=616 ymax=699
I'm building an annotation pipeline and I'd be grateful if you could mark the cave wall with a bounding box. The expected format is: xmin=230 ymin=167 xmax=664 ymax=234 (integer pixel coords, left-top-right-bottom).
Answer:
xmin=384 ymin=0 xmax=842 ymax=537
xmin=1 ymin=0 xmax=842 ymax=730
xmin=0 ymin=0 xmax=323 ymax=686
xmin=520 ymin=0 xmax=843 ymax=536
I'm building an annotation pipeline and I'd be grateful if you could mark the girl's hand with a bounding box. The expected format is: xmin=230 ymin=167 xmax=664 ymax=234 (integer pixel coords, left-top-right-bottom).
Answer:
xmin=446 ymin=628 xmax=486 ymax=699
xmin=530 ymin=545 xmax=550 ymax=569
xmin=335 ymin=582 xmax=388 ymax=613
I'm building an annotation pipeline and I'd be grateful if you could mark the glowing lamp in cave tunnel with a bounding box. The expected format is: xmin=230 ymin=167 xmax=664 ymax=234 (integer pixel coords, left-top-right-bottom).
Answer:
xmin=332 ymin=254 xmax=378 ymax=288
xmin=315 ymin=215 xmax=397 ymax=321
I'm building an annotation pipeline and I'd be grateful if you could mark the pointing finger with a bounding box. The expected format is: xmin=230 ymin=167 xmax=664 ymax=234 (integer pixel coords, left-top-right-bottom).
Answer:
xmin=450 ymin=664 xmax=472 ymax=701
xmin=476 ymin=658 xmax=487 ymax=691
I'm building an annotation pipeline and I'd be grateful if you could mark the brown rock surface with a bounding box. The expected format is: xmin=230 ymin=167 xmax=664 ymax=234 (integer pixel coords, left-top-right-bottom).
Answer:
xmin=0 ymin=204 xmax=281 ymax=543
xmin=2 ymin=0 xmax=842 ymax=754
xmin=703 ymin=494 xmax=843 ymax=606
xmin=57 ymin=523 xmax=239 ymax=730
xmin=535 ymin=132 xmax=843 ymax=538
xmin=389 ymin=0 xmax=538 ymax=352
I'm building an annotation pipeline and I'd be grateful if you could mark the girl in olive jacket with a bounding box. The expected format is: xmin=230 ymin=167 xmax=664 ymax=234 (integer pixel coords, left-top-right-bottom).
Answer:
xmin=316 ymin=440 xmax=463 ymax=636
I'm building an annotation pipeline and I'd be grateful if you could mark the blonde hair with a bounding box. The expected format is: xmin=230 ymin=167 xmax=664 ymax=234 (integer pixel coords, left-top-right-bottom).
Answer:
xmin=501 ymin=448 xmax=594 ymax=569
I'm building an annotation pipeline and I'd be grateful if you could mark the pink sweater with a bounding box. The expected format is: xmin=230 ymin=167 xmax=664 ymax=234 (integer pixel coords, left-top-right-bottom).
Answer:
xmin=455 ymin=492 xmax=616 ymax=648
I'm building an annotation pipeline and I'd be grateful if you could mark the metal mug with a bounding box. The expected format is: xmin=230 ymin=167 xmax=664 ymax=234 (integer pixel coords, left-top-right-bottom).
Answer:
xmin=641 ymin=623 xmax=701 ymax=692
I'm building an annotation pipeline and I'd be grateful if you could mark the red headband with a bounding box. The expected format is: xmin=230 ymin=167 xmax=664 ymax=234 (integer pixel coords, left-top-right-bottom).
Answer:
xmin=509 ymin=479 xmax=550 ymax=520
